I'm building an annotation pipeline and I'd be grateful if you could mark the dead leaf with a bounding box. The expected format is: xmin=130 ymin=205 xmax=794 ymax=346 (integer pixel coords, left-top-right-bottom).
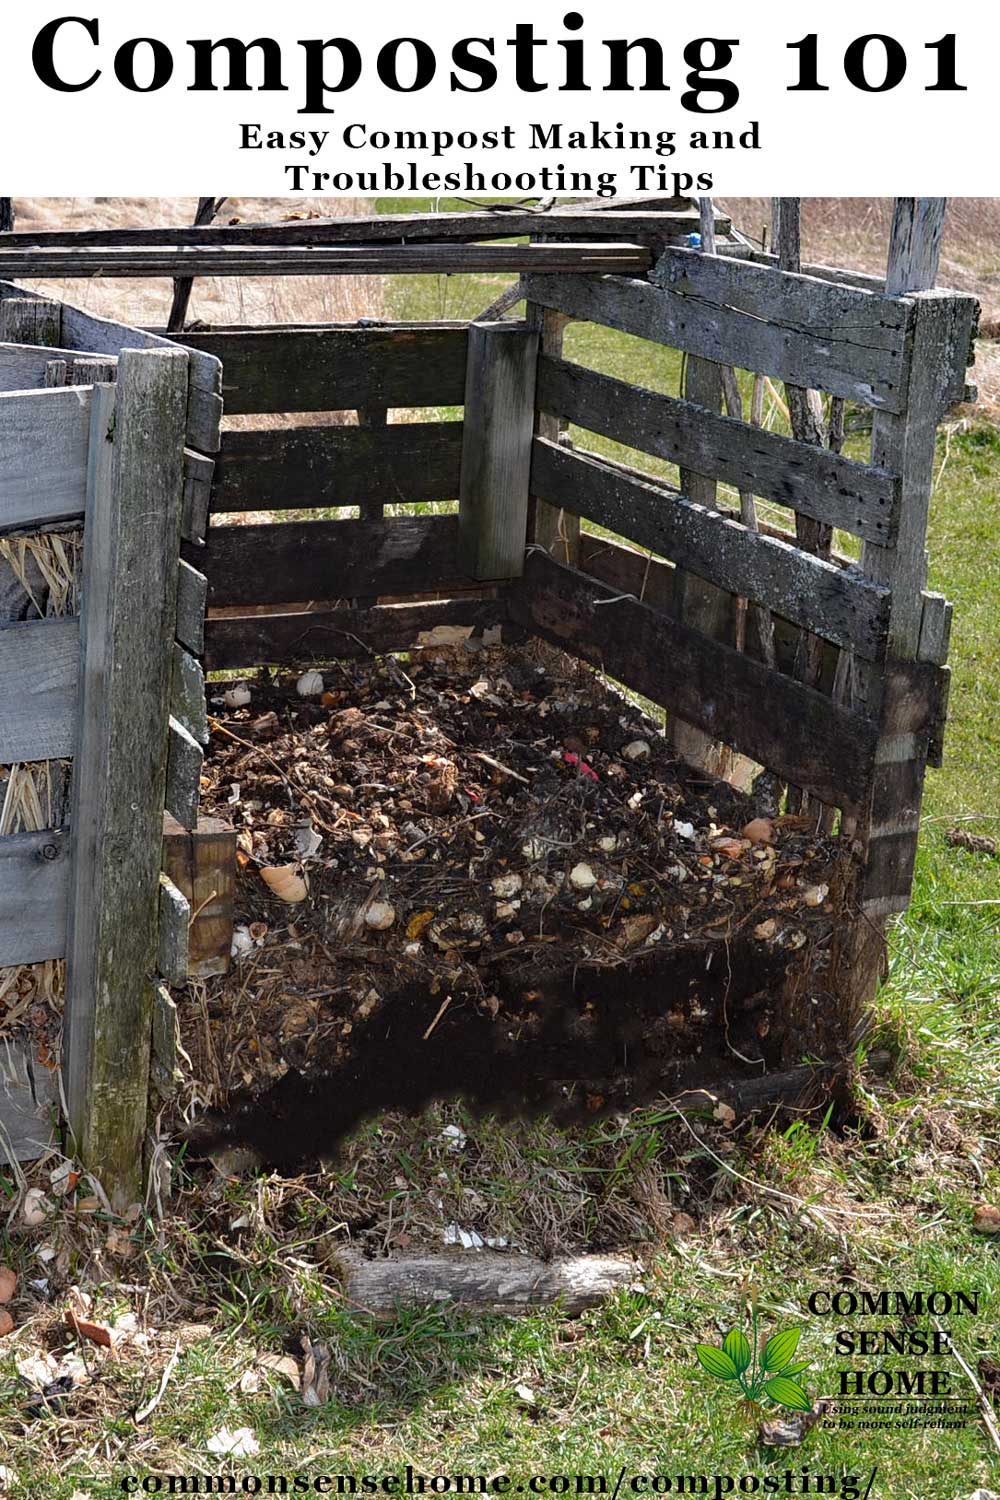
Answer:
xmin=760 ymin=1399 xmax=830 ymax=1446
xmin=741 ymin=817 xmax=775 ymax=844
xmin=239 ymin=1368 xmax=262 ymax=1394
xmin=713 ymin=1100 xmax=737 ymax=1127
xmin=258 ymin=1353 xmax=301 ymax=1391
xmin=671 ymin=1212 xmax=697 ymax=1237
xmin=616 ymin=913 xmax=660 ymax=950
xmin=301 ymin=1335 xmax=331 ymax=1407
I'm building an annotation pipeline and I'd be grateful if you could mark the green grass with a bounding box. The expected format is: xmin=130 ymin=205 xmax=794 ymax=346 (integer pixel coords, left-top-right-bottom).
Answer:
xmin=1 ymin=218 xmax=998 ymax=1496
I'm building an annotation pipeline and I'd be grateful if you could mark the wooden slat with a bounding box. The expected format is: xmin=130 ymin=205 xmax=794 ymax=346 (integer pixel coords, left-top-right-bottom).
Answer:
xmin=0 ymin=616 xmax=79 ymax=762
xmin=523 ymin=272 xmax=912 ymax=413
xmin=0 ymin=206 xmax=724 ymax=250
xmin=0 ymin=1039 xmax=58 ymax=1165
xmin=0 ymin=386 xmax=92 ymax=532
xmin=213 ymin=422 xmax=464 ymax=513
xmin=199 ymin=514 xmax=475 ymax=608
xmin=0 ymin=341 xmax=117 ymax=393
xmin=162 ymin=814 xmax=238 ymax=980
xmin=182 ymin=450 xmax=214 ymax=544
xmin=459 ymin=324 xmax=538 ymax=579
xmin=0 ymin=828 xmax=70 ymax=967
xmin=536 ymin=356 xmax=899 ymax=544
xmin=180 ymin=324 xmax=470 ymax=416
xmin=158 ymin=872 xmax=191 ymax=987
xmin=166 ymin=718 xmax=204 ymax=831
xmin=171 ymin=645 xmax=209 ymax=746
xmin=176 ymin=561 xmax=207 ymax=656
xmin=0 ymin=243 xmax=652 ymax=280
xmin=530 ymin=440 xmax=890 ymax=659
xmin=0 ymin=282 xmax=222 ymax=455
xmin=63 ymin=352 xmax=189 ymax=1208
xmin=509 ymin=552 xmax=878 ymax=808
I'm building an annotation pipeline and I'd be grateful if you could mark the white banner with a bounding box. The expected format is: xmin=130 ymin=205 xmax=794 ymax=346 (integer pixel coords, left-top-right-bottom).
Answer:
xmin=1 ymin=0 xmax=995 ymax=195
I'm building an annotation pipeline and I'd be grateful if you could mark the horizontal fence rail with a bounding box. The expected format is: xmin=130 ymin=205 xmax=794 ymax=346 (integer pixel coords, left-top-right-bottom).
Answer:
xmin=181 ymin=323 xmax=471 ymax=416
xmin=0 ymin=243 xmax=653 ymax=280
xmin=536 ymin=356 xmax=901 ymax=544
xmin=0 ymin=385 xmax=92 ymax=530
xmin=213 ymin=422 xmax=464 ymax=514
xmin=523 ymin=267 xmax=914 ymax=412
xmin=0 ymin=616 xmax=79 ymax=763
xmin=0 ymin=829 xmax=70 ymax=968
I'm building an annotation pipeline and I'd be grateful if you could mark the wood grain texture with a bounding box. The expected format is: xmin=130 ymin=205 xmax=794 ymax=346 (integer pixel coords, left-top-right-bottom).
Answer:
xmin=509 ymin=552 xmax=878 ymax=808
xmin=162 ymin=814 xmax=237 ymax=980
xmin=166 ymin=717 xmax=204 ymax=832
xmin=0 ymin=297 xmax=62 ymax=345
xmin=181 ymin=324 xmax=470 ymax=416
xmin=536 ymin=356 xmax=899 ymax=544
xmin=63 ymin=353 xmax=189 ymax=1208
xmin=0 ymin=385 xmax=92 ymax=532
xmin=0 ymin=205 xmax=724 ymax=250
xmin=458 ymin=324 xmax=538 ymax=579
xmin=0 ymin=281 xmax=222 ymax=455
xmin=0 ymin=340 xmax=117 ymax=393
xmin=530 ymin=440 xmax=890 ymax=659
xmin=0 ymin=1039 xmax=58 ymax=1166
xmin=198 ymin=515 xmax=476 ymax=608
xmin=0 ymin=616 xmax=79 ymax=763
xmin=213 ymin=422 xmax=464 ymax=513
xmin=0 ymin=828 xmax=69 ymax=967
xmin=176 ymin=560 xmax=208 ymax=657
xmin=171 ymin=645 xmax=209 ymax=747
xmin=0 ymin=244 xmax=652 ymax=279
xmin=523 ymin=271 xmax=911 ymax=413
xmin=203 ymin=597 xmax=510 ymax=671
xmin=158 ymin=873 xmax=191 ymax=987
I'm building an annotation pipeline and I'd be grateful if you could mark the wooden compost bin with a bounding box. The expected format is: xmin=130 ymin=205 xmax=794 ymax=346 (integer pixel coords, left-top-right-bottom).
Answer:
xmin=0 ymin=199 xmax=976 ymax=1205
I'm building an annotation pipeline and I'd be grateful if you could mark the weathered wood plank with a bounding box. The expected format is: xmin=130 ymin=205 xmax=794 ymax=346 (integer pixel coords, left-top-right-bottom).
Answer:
xmin=0 ymin=1039 xmax=58 ymax=1165
xmin=158 ymin=872 xmax=191 ymax=987
xmin=0 ymin=244 xmax=652 ymax=279
xmin=151 ymin=986 xmax=180 ymax=1100
xmin=459 ymin=324 xmax=538 ymax=579
xmin=0 ymin=297 xmax=62 ymax=345
xmin=171 ymin=644 xmax=209 ymax=746
xmin=508 ymin=552 xmax=878 ymax=808
xmin=63 ymin=352 xmax=189 ymax=1208
xmin=0 ymin=206 xmax=723 ymax=250
xmin=203 ymin=597 xmax=510 ymax=671
xmin=181 ymin=324 xmax=471 ymax=416
xmin=0 ymin=386 xmax=92 ymax=532
xmin=0 ymin=341 xmax=117 ymax=393
xmin=162 ymin=814 xmax=237 ymax=980
xmin=182 ymin=450 xmax=214 ymax=545
xmin=530 ymin=440 xmax=890 ymax=659
xmin=0 ymin=616 xmax=79 ymax=763
xmin=536 ymin=356 xmax=899 ymax=544
xmin=0 ymin=828 xmax=69 ymax=967
xmin=213 ymin=422 xmax=464 ymax=513
xmin=198 ymin=515 xmax=476 ymax=608
xmin=0 ymin=281 xmax=222 ymax=455
xmin=166 ymin=717 xmax=204 ymax=831
xmin=176 ymin=560 xmax=208 ymax=657
xmin=523 ymin=272 xmax=911 ymax=413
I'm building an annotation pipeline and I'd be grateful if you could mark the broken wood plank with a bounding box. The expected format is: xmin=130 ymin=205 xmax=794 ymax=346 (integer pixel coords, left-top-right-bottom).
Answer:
xmin=213 ymin=421 xmax=463 ymax=515
xmin=162 ymin=814 xmax=238 ymax=979
xmin=203 ymin=597 xmax=510 ymax=672
xmin=158 ymin=873 xmax=191 ymax=987
xmin=0 ymin=243 xmax=653 ymax=280
xmin=0 ymin=616 xmax=79 ymax=763
xmin=536 ymin=356 xmax=899 ymax=545
xmin=523 ymin=271 xmax=911 ymax=413
xmin=151 ymin=986 xmax=180 ymax=1100
xmin=182 ymin=450 xmax=214 ymax=545
xmin=63 ymin=352 xmax=189 ymax=1208
xmin=458 ymin=323 xmax=538 ymax=579
xmin=331 ymin=1249 xmax=639 ymax=1318
xmin=530 ymin=439 xmax=891 ymax=659
xmin=0 ymin=828 xmax=70 ymax=967
xmin=508 ymin=551 xmax=879 ymax=808
xmin=0 ymin=385 xmax=92 ymax=532
xmin=197 ymin=515 xmax=477 ymax=609
xmin=180 ymin=324 xmax=471 ymax=416
xmin=0 ymin=340 xmax=118 ymax=393
xmin=166 ymin=718 xmax=204 ymax=832
xmin=171 ymin=644 xmax=209 ymax=747
xmin=0 ymin=1040 xmax=58 ymax=1166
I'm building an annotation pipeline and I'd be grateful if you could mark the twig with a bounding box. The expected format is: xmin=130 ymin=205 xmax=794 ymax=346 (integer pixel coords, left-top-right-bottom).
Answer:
xmin=471 ymin=752 xmax=529 ymax=784
xmin=422 ymin=994 xmax=453 ymax=1041
xmin=135 ymin=1339 xmax=182 ymax=1424
xmin=931 ymin=1316 xmax=1000 ymax=1457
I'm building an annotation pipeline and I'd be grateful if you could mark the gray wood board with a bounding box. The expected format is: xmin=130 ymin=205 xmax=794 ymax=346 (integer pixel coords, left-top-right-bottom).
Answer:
xmin=0 ymin=828 xmax=69 ymax=967
xmin=0 ymin=616 xmax=79 ymax=762
xmin=0 ymin=1038 xmax=58 ymax=1165
xmin=0 ymin=385 xmax=92 ymax=531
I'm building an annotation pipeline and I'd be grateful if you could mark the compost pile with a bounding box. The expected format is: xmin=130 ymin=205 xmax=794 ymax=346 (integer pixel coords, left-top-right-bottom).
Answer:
xmin=192 ymin=642 xmax=854 ymax=1166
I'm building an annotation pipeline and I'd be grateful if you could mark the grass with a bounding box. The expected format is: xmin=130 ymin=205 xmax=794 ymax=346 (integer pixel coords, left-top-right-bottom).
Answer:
xmin=0 ymin=202 xmax=998 ymax=1496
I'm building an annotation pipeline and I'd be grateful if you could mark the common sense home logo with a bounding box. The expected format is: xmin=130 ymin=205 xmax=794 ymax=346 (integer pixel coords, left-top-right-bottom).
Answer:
xmin=696 ymin=1300 xmax=812 ymax=1415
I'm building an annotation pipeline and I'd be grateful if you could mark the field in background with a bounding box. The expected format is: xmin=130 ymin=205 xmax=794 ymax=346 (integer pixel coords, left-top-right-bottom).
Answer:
xmin=0 ymin=197 xmax=997 ymax=1495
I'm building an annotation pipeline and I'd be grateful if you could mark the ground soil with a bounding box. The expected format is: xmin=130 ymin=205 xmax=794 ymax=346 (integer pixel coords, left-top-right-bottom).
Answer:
xmin=186 ymin=642 xmax=855 ymax=1168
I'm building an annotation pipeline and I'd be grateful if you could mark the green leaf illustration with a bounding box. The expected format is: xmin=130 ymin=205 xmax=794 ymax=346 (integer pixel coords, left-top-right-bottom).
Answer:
xmin=722 ymin=1329 xmax=752 ymax=1374
xmin=762 ymin=1327 xmax=801 ymax=1373
xmin=763 ymin=1376 xmax=812 ymax=1411
xmin=695 ymin=1345 xmax=740 ymax=1381
xmin=777 ymin=1359 xmax=812 ymax=1377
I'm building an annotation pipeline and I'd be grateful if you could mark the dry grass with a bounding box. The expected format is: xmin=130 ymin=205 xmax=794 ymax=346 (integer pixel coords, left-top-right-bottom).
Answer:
xmin=722 ymin=196 xmax=1000 ymax=415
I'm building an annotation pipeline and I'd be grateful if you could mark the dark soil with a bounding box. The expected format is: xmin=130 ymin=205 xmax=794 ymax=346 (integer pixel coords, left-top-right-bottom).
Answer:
xmin=187 ymin=642 xmax=856 ymax=1168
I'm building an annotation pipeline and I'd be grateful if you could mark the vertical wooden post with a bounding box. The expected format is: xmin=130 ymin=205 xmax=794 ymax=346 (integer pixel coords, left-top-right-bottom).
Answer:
xmin=0 ymin=200 xmax=13 ymax=234
xmin=167 ymin=196 xmax=226 ymax=333
xmin=526 ymin=303 xmax=579 ymax=563
xmin=63 ymin=348 xmax=189 ymax=1209
xmin=669 ymin=198 xmax=729 ymax=774
xmin=458 ymin=322 xmax=539 ymax=580
xmin=0 ymin=297 xmax=62 ymax=346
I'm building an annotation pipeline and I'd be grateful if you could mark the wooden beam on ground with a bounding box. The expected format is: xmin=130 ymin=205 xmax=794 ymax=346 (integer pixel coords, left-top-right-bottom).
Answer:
xmin=63 ymin=351 xmax=189 ymax=1210
xmin=0 ymin=243 xmax=653 ymax=280
xmin=458 ymin=323 xmax=538 ymax=579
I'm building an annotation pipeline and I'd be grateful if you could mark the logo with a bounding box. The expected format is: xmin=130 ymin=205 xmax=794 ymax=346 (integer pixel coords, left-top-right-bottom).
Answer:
xmin=696 ymin=1302 xmax=812 ymax=1414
